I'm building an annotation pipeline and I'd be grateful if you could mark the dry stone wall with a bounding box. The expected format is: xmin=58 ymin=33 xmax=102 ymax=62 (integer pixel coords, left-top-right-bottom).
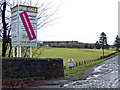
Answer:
xmin=2 ymin=58 xmax=64 ymax=80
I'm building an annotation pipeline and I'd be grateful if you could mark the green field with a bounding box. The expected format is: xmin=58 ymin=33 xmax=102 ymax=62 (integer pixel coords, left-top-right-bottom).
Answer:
xmin=0 ymin=45 xmax=116 ymax=68
xmin=32 ymin=47 xmax=115 ymax=68
xmin=0 ymin=44 xmax=118 ymax=78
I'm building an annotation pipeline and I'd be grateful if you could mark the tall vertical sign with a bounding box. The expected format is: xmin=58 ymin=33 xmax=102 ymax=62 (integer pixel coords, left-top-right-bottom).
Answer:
xmin=11 ymin=5 xmax=38 ymax=47
xmin=11 ymin=4 xmax=38 ymax=57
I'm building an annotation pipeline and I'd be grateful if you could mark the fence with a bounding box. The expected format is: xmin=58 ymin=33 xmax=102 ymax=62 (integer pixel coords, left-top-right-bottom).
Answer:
xmin=64 ymin=52 xmax=118 ymax=69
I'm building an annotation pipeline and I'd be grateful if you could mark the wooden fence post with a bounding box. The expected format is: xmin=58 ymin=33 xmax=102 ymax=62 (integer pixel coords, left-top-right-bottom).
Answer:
xmin=79 ymin=62 xmax=81 ymax=66
xmin=76 ymin=62 xmax=78 ymax=67
xmin=83 ymin=61 xmax=85 ymax=64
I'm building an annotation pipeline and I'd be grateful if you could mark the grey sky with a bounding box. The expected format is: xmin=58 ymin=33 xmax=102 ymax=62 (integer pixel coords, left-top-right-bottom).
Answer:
xmin=37 ymin=0 xmax=119 ymax=45
xmin=0 ymin=0 xmax=119 ymax=45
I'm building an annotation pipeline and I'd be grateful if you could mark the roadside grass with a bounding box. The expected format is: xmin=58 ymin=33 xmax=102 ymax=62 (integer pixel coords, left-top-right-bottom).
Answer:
xmin=64 ymin=52 xmax=120 ymax=78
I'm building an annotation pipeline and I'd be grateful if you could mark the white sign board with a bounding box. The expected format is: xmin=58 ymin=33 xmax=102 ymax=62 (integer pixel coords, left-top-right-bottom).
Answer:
xmin=68 ymin=59 xmax=74 ymax=68
xmin=11 ymin=7 xmax=18 ymax=46
xmin=11 ymin=5 xmax=38 ymax=46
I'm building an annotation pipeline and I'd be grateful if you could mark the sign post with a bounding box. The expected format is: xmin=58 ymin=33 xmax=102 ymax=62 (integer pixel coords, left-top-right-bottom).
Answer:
xmin=30 ymin=46 xmax=32 ymax=58
xmin=17 ymin=0 xmax=20 ymax=57
xmin=68 ymin=59 xmax=74 ymax=68
xmin=11 ymin=1 xmax=38 ymax=57
xmin=30 ymin=0 xmax=32 ymax=58
xmin=13 ymin=46 xmax=15 ymax=57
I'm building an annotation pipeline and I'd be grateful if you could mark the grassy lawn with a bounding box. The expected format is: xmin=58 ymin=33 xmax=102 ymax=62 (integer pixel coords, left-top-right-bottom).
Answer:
xmin=32 ymin=47 xmax=115 ymax=68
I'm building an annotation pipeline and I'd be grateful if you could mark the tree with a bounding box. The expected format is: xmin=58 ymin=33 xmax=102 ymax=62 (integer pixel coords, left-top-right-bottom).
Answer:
xmin=99 ymin=32 xmax=108 ymax=57
xmin=0 ymin=0 xmax=60 ymax=57
xmin=95 ymin=41 xmax=101 ymax=49
xmin=84 ymin=43 xmax=88 ymax=48
xmin=114 ymin=35 xmax=120 ymax=51
xmin=1 ymin=0 xmax=8 ymax=57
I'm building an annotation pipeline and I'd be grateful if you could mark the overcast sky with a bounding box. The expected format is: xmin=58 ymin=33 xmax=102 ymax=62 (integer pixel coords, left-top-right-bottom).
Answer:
xmin=1 ymin=0 xmax=119 ymax=45
xmin=36 ymin=0 xmax=119 ymax=45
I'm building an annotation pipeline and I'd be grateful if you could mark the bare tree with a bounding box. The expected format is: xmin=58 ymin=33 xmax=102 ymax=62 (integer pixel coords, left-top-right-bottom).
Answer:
xmin=0 ymin=0 xmax=61 ymax=57
xmin=1 ymin=0 xmax=7 ymax=57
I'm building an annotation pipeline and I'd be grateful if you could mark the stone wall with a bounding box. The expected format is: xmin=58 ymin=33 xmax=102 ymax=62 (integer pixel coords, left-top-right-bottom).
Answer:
xmin=2 ymin=58 xmax=64 ymax=80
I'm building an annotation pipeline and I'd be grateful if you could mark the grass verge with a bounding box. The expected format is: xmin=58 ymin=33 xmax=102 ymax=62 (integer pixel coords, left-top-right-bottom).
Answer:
xmin=64 ymin=52 xmax=120 ymax=78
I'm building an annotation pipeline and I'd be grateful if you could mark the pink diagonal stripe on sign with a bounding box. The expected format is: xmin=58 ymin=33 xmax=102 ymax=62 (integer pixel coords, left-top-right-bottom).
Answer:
xmin=23 ymin=12 xmax=36 ymax=39
xmin=19 ymin=11 xmax=36 ymax=41
xmin=19 ymin=13 xmax=32 ymax=40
